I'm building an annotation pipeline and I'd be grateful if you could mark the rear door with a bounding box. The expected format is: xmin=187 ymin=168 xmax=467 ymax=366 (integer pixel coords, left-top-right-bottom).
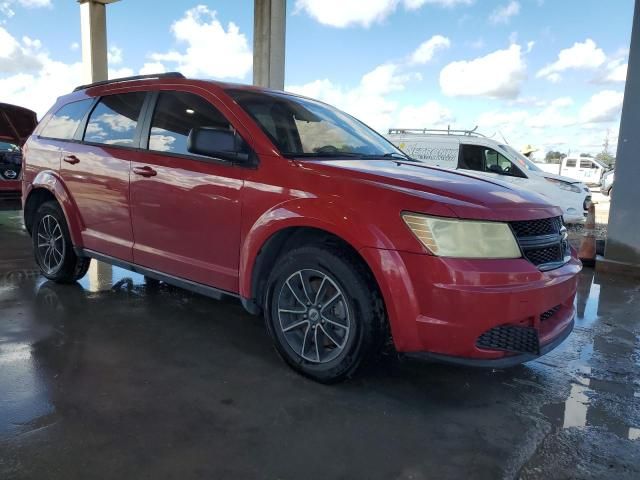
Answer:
xmin=129 ymin=89 xmax=246 ymax=292
xmin=59 ymin=91 xmax=148 ymax=261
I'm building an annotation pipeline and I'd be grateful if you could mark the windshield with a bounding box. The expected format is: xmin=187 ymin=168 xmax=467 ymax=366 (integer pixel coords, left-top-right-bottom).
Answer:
xmin=0 ymin=141 xmax=19 ymax=153
xmin=498 ymin=144 xmax=543 ymax=172
xmin=226 ymin=89 xmax=407 ymax=159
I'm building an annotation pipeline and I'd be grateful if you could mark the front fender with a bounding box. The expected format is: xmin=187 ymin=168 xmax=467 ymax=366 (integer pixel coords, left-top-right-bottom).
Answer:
xmin=25 ymin=171 xmax=84 ymax=246
xmin=238 ymin=198 xmax=396 ymax=298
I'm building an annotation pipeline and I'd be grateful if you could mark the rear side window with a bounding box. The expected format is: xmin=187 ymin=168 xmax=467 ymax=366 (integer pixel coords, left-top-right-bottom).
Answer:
xmin=40 ymin=99 xmax=93 ymax=140
xmin=148 ymin=91 xmax=231 ymax=156
xmin=565 ymin=159 xmax=577 ymax=167
xmin=84 ymin=92 xmax=147 ymax=147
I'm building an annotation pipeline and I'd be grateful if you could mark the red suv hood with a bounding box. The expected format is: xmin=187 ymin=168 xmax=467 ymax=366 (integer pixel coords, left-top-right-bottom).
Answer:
xmin=304 ymin=159 xmax=562 ymax=221
xmin=0 ymin=103 xmax=38 ymax=146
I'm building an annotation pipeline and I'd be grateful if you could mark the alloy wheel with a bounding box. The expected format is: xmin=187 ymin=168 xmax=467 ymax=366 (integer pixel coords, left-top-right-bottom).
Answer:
xmin=36 ymin=214 xmax=65 ymax=275
xmin=277 ymin=269 xmax=351 ymax=363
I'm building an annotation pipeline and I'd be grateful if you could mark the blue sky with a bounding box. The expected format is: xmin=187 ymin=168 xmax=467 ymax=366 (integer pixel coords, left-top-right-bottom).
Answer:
xmin=0 ymin=0 xmax=633 ymax=157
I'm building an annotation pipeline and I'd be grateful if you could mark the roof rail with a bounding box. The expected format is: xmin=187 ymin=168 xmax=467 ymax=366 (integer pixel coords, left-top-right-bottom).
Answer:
xmin=73 ymin=72 xmax=185 ymax=92
xmin=388 ymin=126 xmax=487 ymax=138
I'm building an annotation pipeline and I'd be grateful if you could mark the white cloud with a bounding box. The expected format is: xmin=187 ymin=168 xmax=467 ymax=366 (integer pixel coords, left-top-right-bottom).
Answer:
xmin=527 ymin=97 xmax=575 ymax=128
xmin=0 ymin=26 xmax=45 ymax=73
xmin=396 ymin=101 xmax=454 ymax=128
xmin=593 ymin=57 xmax=628 ymax=84
xmin=580 ymin=90 xmax=624 ymax=123
xmin=148 ymin=5 xmax=252 ymax=79
xmin=404 ymin=0 xmax=473 ymax=8
xmin=1 ymin=0 xmax=49 ymax=20
xmin=288 ymin=63 xmax=419 ymax=131
xmin=294 ymin=0 xmax=399 ymax=28
xmin=70 ymin=42 xmax=79 ymax=51
xmin=489 ymin=1 xmax=520 ymax=25
xmin=0 ymin=26 xmax=83 ymax=117
xmin=294 ymin=0 xmax=472 ymax=28
xmin=537 ymin=38 xmax=606 ymax=82
xmin=439 ymin=44 xmax=526 ymax=99
xmin=139 ymin=62 xmax=167 ymax=75
xmin=409 ymin=35 xmax=450 ymax=65
xmin=108 ymin=45 xmax=123 ymax=65
xmin=16 ymin=0 xmax=50 ymax=6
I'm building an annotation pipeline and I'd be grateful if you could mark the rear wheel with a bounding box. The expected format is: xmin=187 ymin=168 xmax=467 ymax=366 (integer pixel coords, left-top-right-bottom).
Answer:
xmin=32 ymin=201 xmax=91 ymax=283
xmin=265 ymin=245 xmax=386 ymax=383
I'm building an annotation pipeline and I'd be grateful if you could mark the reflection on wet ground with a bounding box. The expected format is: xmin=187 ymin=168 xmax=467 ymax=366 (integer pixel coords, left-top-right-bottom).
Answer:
xmin=0 ymin=206 xmax=639 ymax=479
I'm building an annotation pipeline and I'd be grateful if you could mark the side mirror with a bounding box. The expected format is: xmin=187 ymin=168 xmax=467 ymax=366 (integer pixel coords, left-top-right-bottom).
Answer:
xmin=187 ymin=127 xmax=250 ymax=163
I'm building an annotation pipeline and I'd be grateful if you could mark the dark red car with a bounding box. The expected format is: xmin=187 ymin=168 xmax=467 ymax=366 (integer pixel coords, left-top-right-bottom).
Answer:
xmin=0 ymin=103 xmax=37 ymax=199
xmin=20 ymin=73 xmax=580 ymax=382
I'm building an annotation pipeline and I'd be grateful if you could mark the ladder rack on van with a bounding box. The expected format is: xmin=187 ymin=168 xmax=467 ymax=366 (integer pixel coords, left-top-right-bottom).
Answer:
xmin=388 ymin=126 xmax=487 ymax=138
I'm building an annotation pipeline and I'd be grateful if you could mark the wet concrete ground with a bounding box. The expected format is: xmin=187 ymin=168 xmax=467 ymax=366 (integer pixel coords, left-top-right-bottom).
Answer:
xmin=0 ymin=201 xmax=639 ymax=479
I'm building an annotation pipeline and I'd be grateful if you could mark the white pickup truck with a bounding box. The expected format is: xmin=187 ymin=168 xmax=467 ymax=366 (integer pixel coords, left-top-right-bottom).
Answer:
xmin=535 ymin=156 xmax=608 ymax=186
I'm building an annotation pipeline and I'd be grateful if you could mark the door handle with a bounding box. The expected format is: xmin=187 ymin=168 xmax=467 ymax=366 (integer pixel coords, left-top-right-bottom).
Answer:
xmin=132 ymin=166 xmax=157 ymax=177
xmin=63 ymin=155 xmax=80 ymax=165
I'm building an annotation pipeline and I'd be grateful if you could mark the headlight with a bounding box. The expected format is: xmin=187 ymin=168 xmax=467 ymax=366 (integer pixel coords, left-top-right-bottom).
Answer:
xmin=401 ymin=213 xmax=522 ymax=259
xmin=544 ymin=177 xmax=582 ymax=193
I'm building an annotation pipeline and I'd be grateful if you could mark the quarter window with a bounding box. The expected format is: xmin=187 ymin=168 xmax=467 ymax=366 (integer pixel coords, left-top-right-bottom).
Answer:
xmin=40 ymin=99 xmax=93 ymax=140
xmin=148 ymin=91 xmax=231 ymax=157
xmin=84 ymin=92 xmax=147 ymax=147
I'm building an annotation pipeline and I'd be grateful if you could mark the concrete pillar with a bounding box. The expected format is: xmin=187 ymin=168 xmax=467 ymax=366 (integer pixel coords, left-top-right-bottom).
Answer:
xmin=600 ymin=0 xmax=640 ymax=276
xmin=78 ymin=0 xmax=120 ymax=83
xmin=253 ymin=0 xmax=286 ymax=90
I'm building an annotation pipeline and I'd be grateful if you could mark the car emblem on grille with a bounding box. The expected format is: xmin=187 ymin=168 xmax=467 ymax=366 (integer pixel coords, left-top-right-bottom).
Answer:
xmin=3 ymin=169 xmax=17 ymax=179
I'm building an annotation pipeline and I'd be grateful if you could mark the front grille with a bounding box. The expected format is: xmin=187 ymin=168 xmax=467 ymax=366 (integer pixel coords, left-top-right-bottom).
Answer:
xmin=540 ymin=305 xmax=561 ymax=322
xmin=525 ymin=245 xmax=563 ymax=265
xmin=476 ymin=325 xmax=540 ymax=354
xmin=510 ymin=216 xmax=569 ymax=270
xmin=510 ymin=217 xmax=562 ymax=237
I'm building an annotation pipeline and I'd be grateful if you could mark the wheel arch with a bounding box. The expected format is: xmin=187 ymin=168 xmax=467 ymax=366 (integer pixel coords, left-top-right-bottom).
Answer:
xmin=24 ymin=171 xmax=83 ymax=245
xmin=241 ymin=221 xmax=387 ymax=318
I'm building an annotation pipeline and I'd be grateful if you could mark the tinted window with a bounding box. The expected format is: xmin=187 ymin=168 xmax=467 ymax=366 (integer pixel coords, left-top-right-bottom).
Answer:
xmin=148 ymin=91 xmax=231 ymax=156
xmin=84 ymin=92 xmax=146 ymax=146
xmin=40 ymin=99 xmax=93 ymax=140
xmin=459 ymin=144 xmax=525 ymax=177
xmin=580 ymin=159 xmax=595 ymax=169
xmin=565 ymin=159 xmax=577 ymax=167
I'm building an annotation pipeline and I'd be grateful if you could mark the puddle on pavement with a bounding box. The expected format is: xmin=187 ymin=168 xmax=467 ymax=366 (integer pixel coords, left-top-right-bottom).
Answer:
xmin=538 ymin=267 xmax=640 ymax=442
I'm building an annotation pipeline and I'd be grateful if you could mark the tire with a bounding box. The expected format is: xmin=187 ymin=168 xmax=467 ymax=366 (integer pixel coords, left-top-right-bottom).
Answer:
xmin=265 ymin=244 xmax=386 ymax=383
xmin=32 ymin=201 xmax=91 ymax=283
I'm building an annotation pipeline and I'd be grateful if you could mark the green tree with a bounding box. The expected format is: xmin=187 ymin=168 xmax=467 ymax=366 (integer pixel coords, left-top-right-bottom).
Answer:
xmin=544 ymin=150 xmax=566 ymax=164
xmin=596 ymin=130 xmax=616 ymax=167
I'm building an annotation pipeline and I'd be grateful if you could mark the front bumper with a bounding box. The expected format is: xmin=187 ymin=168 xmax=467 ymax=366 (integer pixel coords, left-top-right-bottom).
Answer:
xmin=360 ymin=248 xmax=581 ymax=365
xmin=0 ymin=179 xmax=21 ymax=198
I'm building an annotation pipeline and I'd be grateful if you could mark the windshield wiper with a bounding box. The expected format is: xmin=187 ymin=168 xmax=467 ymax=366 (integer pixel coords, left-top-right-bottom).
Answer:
xmin=283 ymin=152 xmax=368 ymax=159
xmin=381 ymin=152 xmax=415 ymax=161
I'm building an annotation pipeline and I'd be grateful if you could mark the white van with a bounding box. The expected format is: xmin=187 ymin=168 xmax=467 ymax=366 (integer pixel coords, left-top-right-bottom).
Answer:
xmin=387 ymin=128 xmax=591 ymax=223
xmin=536 ymin=156 xmax=608 ymax=186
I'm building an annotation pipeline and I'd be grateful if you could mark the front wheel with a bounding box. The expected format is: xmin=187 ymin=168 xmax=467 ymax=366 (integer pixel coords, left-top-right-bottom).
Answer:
xmin=265 ymin=245 xmax=386 ymax=383
xmin=32 ymin=201 xmax=91 ymax=283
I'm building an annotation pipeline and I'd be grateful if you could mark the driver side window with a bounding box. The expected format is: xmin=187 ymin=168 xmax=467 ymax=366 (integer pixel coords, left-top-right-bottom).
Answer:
xmin=459 ymin=144 xmax=525 ymax=177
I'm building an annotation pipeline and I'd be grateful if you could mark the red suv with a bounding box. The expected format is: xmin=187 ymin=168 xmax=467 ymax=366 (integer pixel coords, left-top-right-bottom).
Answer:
xmin=21 ymin=73 xmax=580 ymax=382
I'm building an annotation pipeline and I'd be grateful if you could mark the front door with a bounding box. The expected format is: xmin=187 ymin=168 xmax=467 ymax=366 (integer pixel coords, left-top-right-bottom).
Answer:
xmin=130 ymin=90 xmax=246 ymax=293
xmin=60 ymin=92 xmax=148 ymax=261
xmin=458 ymin=144 xmax=528 ymax=187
